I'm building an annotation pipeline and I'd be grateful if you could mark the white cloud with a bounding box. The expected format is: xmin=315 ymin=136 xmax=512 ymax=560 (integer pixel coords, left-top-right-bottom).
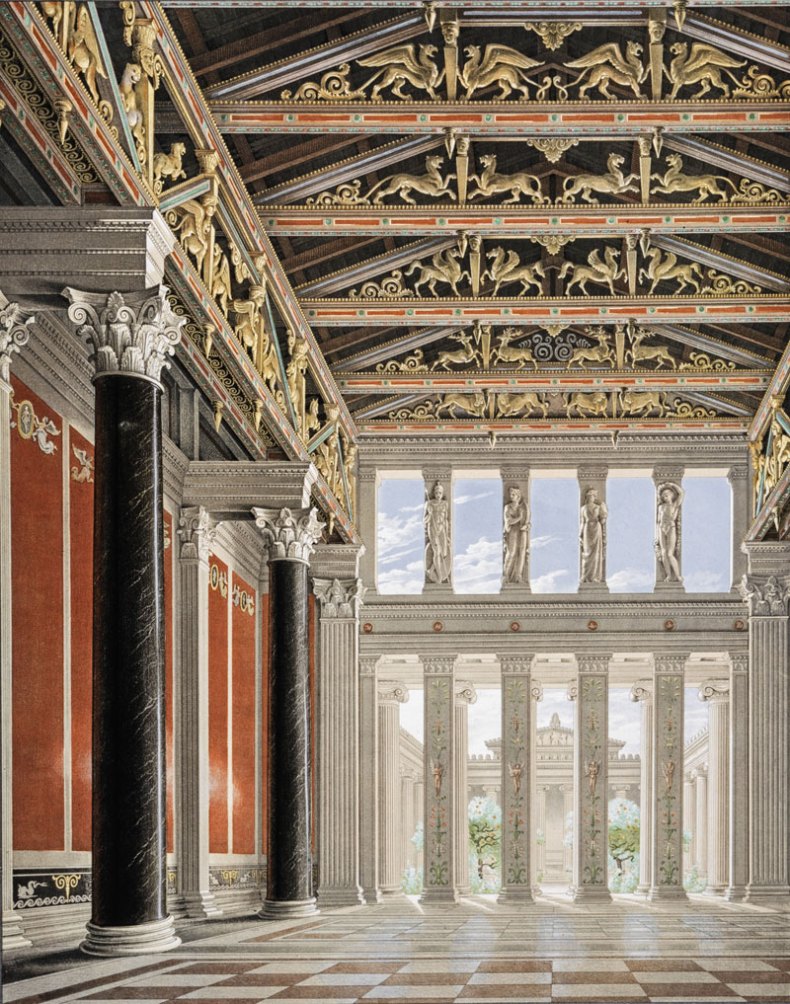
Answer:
xmin=684 ymin=570 xmax=729 ymax=593
xmin=531 ymin=568 xmax=572 ymax=593
xmin=453 ymin=536 xmax=501 ymax=594
xmin=454 ymin=489 xmax=497 ymax=506
xmin=377 ymin=509 xmax=423 ymax=561
xmin=607 ymin=566 xmax=654 ymax=592
xmin=377 ymin=558 xmax=424 ymax=595
xmin=530 ymin=534 xmax=559 ymax=550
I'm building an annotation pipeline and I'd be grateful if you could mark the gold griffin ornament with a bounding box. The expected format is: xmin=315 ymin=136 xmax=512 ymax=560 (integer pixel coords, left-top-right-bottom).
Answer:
xmin=405 ymin=246 xmax=470 ymax=297
xmin=559 ymin=248 xmax=625 ymax=296
xmin=565 ymin=42 xmax=645 ymax=99
xmin=357 ymin=43 xmax=442 ymax=101
xmin=666 ymin=42 xmax=746 ymax=98
xmin=639 ymin=247 xmax=703 ymax=294
xmin=485 ymin=248 xmax=545 ymax=295
xmin=459 ymin=44 xmax=541 ymax=99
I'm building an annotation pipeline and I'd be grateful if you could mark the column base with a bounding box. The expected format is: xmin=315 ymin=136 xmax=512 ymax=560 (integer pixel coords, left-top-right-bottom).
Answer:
xmin=318 ymin=887 xmax=365 ymax=908
xmin=636 ymin=883 xmax=651 ymax=896
xmin=456 ymin=885 xmax=471 ymax=897
xmin=362 ymin=887 xmax=382 ymax=905
xmin=81 ymin=916 xmax=181 ymax=957
xmin=419 ymin=888 xmax=458 ymax=905
xmin=378 ymin=888 xmax=405 ymax=900
xmin=571 ymin=886 xmax=611 ymax=903
xmin=2 ymin=912 xmax=31 ymax=951
xmin=498 ymin=888 xmax=534 ymax=904
xmin=259 ymin=897 xmax=318 ymax=919
xmin=501 ymin=583 xmax=531 ymax=595
xmin=422 ymin=584 xmax=454 ymax=599
xmin=745 ymin=885 xmax=790 ymax=908
xmin=647 ymin=886 xmax=688 ymax=901
xmin=724 ymin=885 xmax=748 ymax=902
xmin=181 ymin=892 xmax=223 ymax=919
xmin=704 ymin=884 xmax=727 ymax=897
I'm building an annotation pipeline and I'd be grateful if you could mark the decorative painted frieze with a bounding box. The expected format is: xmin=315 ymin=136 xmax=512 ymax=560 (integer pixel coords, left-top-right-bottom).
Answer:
xmin=651 ymin=653 xmax=687 ymax=898
xmin=500 ymin=653 xmax=534 ymax=901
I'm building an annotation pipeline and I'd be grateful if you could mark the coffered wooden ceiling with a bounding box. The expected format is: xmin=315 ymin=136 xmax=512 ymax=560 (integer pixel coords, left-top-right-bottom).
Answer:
xmin=159 ymin=0 xmax=789 ymax=435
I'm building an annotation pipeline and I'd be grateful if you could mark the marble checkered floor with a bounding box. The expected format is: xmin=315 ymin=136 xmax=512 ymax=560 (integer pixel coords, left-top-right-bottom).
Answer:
xmin=5 ymin=894 xmax=790 ymax=1004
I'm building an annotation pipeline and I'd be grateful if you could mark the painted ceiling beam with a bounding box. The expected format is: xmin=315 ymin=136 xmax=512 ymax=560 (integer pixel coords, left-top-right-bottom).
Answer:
xmin=662 ymin=135 xmax=789 ymax=191
xmin=356 ymin=415 xmax=750 ymax=432
xmin=255 ymin=136 xmax=442 ymax=204
xmin=295 ymin=237 xmax=457 ymax=296
xmin=650 ymin=235 xmax=790 ymax=292
xmin=750 ymin=337 xmax=790 ymax=440
xmin=679 ymin=390 xmax=757 ymax=417
xmin=300 ymin=296 xmax=790 ymax=326
xmin=261 ymin=204 xmax=790 ymax=237
xmin=335 ymin=371 xmax=772 ymax=393
xmin=681 ymin=12 xmax=790 ymax=74
xmin=205 ymin=13 xmax=426 ymax=99
xmin=651 ymin=324 xmax=774 ymax=368
xmin=332 ymin=326 xmax=459 ymax=371
xmin=208 ymin=101 xmax=790 ymax=136
xmin=160 ymin=1 xmax=790 ymax=9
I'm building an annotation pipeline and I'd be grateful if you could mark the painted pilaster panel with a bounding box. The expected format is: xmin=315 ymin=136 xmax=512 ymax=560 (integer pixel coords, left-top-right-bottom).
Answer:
xmin=421 ymin=656 xmax=457 ymax=904
xmin=530 ymin=680 xmax=542 ymax=895
xmin=570 ymin=655 xmax=611 ymax=902
xmin=208 ymin=554 xmax=230 ymax=854
xmin=498 ymin=655 xmax=533 ymax=904
xmin=650 ymin=653 xmax=687 ymax=900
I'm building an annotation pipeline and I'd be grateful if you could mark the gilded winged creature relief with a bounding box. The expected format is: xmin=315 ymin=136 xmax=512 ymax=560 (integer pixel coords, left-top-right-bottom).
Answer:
xmin=565 ymin=42 xmax=645 ymax=99
xmin=172 ymin=196 xmax=218 ymax=280
xmin=431 ymin=331 xmax=481 ymax=370
xmin=357 ymin=44 xmax=442 ymax=100
xmin=68 ymin=3 xmax=108 ymax=104
xmin=485 ymin=248 xmax=545 ymax=295
xmin=467 ymin=154 xmax=546 ymax=205
xmin=651 ymin=154 xmax=741 ymax=203
xmin=366 ymin=156 xmax=455 ymax=205
xmin=559 ymin=248 xmax=624 ymax=296
xmin=667 ymin=42 xmax=746 ymax=98
xmin=405 ymin=247 xmax=470 ymax=296
xmin=562 ymin=153 xmax=639 ymax=205
xmin=459 ymin=44 xmax=541 ymax=99
xmin=639 ymin=248 xmax=703 ymax=294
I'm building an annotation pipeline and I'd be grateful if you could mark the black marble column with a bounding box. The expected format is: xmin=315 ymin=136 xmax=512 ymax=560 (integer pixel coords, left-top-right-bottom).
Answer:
xmin=84 ymin=376 xmax=180 ymax=954
xmin=64 ymin=286 xmax=182 ymax=956
xmin=266 ymin=558 xmax=314 ymax=910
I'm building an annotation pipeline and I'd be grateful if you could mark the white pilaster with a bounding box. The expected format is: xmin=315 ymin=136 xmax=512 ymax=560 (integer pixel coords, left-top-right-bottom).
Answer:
xmin=630 ymin=680 xmax=653 ymax=895
xmin=314 ymin=574 xmax=365 ymax=907
xmin=0 ymin=296 xmax=34 ymax=950
xmin=401 ymin=770 xmax=416 ymax=871
xmin=175 ymin=506 xmax=222 ymax=919
xmin=728 ymin=466 xmax=748 ymax=591
xmin=726 ymin=653 xmax=749 ymax=901
xmin=570 ymin=655 xmax=611 ymax=902
xmin=359 ymin=656 xmax=380 ymax=904
xmin=378 ymin=680 xmax=408 ymax=897
xmin=699 ymin=679 xmax=730 ymax=894
xmin=694 ymin=768 xmax=708 ymax=880
xmin=498 ymin=656 xmax=533 ymax=903
xmin=454 ymin=681 xmax=476 ymax=895
xmin=357 ymin=467 xmax=378 ymax=592
xmin=683 ymin=773 xmax=696 ymax=880
xmin=420 ymin=656 xmax=457 ymax=904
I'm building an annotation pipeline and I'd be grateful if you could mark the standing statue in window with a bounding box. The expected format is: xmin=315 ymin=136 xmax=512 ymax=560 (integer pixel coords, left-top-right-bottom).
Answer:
xmin=655 ymin=482 xmax=684 ymax=582
xmin=503 ymin=485 xmax=530 ymax=584
xmin=579 ymin=487 xmax=607 ymax=584
xmin=424 ymin=481 xmax=451 ymax=584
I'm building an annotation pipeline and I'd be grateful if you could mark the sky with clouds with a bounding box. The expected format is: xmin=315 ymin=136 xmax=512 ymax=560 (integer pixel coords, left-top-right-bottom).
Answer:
xmin=384 ymin=473 xmax=727 ymax=758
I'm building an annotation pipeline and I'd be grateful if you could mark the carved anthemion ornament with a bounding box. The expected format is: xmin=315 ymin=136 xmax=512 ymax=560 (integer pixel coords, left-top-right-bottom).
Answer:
xmin=524 ymin=138 xmax=579 ymax=165
xmin=467 ymin=154 xmax=546 ymax=205
xmin=525 ymin=21 xmax=582 ymax=51
xmin=559 ymin=248 xmax=624 ymax=296
xmin=562 ymin=153 xmax=639 ymax=205
xmin=367 ymin=156 xmax=455 ymax=205
xmin=565 ymin=42 xmax=645 ymax=99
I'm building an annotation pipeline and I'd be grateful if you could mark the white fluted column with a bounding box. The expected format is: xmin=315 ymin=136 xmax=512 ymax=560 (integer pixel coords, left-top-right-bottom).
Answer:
xmin=700 ymin=680 xmax=730 ymax=894
xmin=530 ymin=680 xmax=543 ymax=895
xmin=683 ymin=774 xmax=696 ymax=880
xmin=630 ymin=680 xmax=653 ymax=895
xmin=421 ymin=656 xmax=457 ymax=904
xmin=694 ymin=768 xmax=708 ymax=880
xmin=561 ymin=786 xmax=574 ymax=879
xmin=359 ymin=656 xmax=380 ymax=904
xmin=498 ymin=656 xmax=533 ymax=903
xmin=0 ymin=296 xmax=34 ymax=950
xmin=454 ymin=681 xmax=476 ymax=895
xmin=649 ymin=654 xmax=687 ymax=900
xmin=175 ymin=507 xmax=222 ymax=919
xmin=314 ymin=572 xmax=365 ymax=907
xmin=741 ymin=554 xmax=790 ymax=904
xmin=378 ymin=681 xmax=408 ymax=897
xmin=570 ymin=655 xmax=611 ymax=902
xmin=726 ymin=653 xmax=749 ymax=901
xmin=402 ymin=771 xmax=416 ymax=871
xmin=535 ymin=787 xmax=547 ymax=883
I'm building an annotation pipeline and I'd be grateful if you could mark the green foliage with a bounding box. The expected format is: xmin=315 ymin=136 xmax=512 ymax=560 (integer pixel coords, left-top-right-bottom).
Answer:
xmin=607 ymin=798 xmax=640 ymax=893
xmin=468 ymin=796 xmax=501 ymax=893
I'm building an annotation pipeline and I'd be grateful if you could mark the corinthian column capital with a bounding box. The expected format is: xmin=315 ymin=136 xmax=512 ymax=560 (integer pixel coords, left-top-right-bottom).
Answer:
xmin=252 ymin=506 xmax=325 ymax=563
xmin=739 ymin=573 xmax=790 ymax=617
xmin=313 ymin=577 xmax=365 ymax=619
xmin=63 ymin=286 xmax=185 ymax=387
xmin=177 ymin=506 xmax=216 ymax=563
xmin=0 ymin=298 xmax=34 ymax=382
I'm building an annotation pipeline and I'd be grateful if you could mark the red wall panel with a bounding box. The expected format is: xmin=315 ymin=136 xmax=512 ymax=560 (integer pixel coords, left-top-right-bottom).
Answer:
xmin=69 ymin=427 xmax=93 ymax=852
xmin=260 ymin=592 xmax=270 ymax=857
xmin=10 ymin=377 xmax=65 ymax=850
xmin=208 ymin=555 xmax=229 ymax=853
xmin=163 ymin=509 xmax=175 ymax=854
xmin=231 ymin=573 xmax=256 ymax=855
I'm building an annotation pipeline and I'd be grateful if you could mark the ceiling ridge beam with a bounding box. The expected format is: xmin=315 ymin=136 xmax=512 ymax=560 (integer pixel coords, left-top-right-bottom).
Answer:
xmin=336 ymin=372 xmax=772 ymax=393
xmin=333 ymin=326 xmax=459 ymax=371
xmin=652 ymin=324 xmax=774 ymax=368
xmin=681 ymin=12 xmax=790 ymax=73
xmin=206 ymin=12 xmax=426 ymax=100
xmin=663 ymin=135 xmax=789 ymax=190
xmin=651 ymin=235 xmax=790 ymax=292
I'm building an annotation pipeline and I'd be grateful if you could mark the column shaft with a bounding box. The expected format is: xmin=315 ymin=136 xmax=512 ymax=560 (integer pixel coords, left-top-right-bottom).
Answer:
xmin=571 ymin=657 xmax=611 ymax=902
xmin=359 ymin=658 xmax=379 ymax=903
xmin=499 ymin=658 xmax=533 ymax=903
xmin=421 ymin=658 xmax=457 ymax=903
xmin=649 ymin=655 xmax=687 ymax=899
xmin=630 ymin=682 xmax=653 ymax=895
xmin=378 ymin=683 xmax=407 ymax=896
xmin=402 ymin=773 xmax=415 ymax=871
xmin=726 ymin=654 xmax=749 ymax=900
xmin=695 ymin=770 xmax=708 ymax=879
xmin=454 ymin=683 xmax=476 ymax=895
xmin=700 ymin=682 xmax=729 ymax=894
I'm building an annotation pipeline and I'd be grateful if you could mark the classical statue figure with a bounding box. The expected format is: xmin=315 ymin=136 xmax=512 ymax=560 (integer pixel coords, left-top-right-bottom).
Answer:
xmin=424 ymin=481 xmax=451 ymax=584
xmin=503 ymin=486 xmax=530 ymax=584
xmin=579 ymin=487 xmax=607 ymax=583
xmin=655 ymin=482 xmax=684 ymax=582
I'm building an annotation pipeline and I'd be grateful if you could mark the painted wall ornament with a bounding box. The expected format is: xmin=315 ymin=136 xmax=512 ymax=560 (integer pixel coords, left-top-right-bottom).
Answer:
xmin=655 ymin=482 xmax=684 ymax=583
xmin=424 ymin=480 xmax=451 ymax=584
xmin=503 ymin=486 xmax=530 ymax=584
xmin=9 ymin=395 xmax=60 ymax=455
xmin=579 ymin=487 xmax=607 ymax=584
